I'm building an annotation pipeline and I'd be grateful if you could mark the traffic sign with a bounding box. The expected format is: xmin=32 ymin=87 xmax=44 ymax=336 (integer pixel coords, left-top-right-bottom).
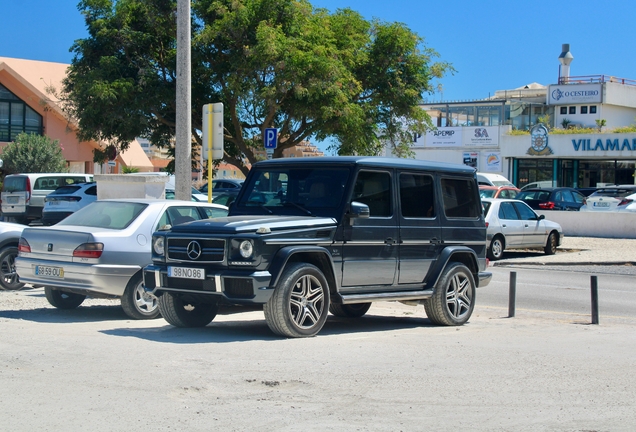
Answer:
xmin=264 ymin=128 xmax=278 ymax=149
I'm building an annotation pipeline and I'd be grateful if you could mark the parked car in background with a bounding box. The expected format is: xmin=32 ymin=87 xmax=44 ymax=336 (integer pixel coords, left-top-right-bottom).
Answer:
xmin=576 ymin=187 xmax=599 ymax=197
xmin=41 ymin=182 xmax=98 ymax=226
xmin=580 ymin=186 xmax=636 ymax=212
xmin=0 ymin=221 xmax=28 ymax=290
xmin=477 ymin=173 xmax=515 ymax=188
xmin=1 ymin=173 xmax=93 ymax=224
xmin=516 ymin=187 xmax=586 ymax=211
xmin=520 ymin=180 xmax=555 ymax=190
xmin=479 ymin=185 xmax=519 ymax=199
xmin=198 ymin=178 xmax=244 ymax=195
xmin=482 ymin=198 xmax=563 ymax=260
xmin=16 ymin=199 xmax=228 ymax=320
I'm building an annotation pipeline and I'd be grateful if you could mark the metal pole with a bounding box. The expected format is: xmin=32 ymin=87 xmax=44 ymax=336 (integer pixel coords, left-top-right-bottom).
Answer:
xmin=591 ymin=275 xmax=599 ymax=325
xmin=508 ymin=271 xmax=516 ymax=318
xmin=175 ymin=0 xmax=192 ymax=201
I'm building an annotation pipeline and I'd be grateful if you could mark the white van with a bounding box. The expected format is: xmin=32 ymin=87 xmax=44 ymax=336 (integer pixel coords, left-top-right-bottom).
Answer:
xmin=1 ymin=173 xmax=93 ymax=224
xmin=476 ymin=172 xmax=515 ymax=188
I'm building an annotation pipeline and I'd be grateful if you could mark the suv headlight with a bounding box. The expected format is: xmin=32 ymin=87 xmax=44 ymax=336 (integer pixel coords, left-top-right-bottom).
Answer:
xmin=239 ymin=240 xmax=253 ymax=259
xmin=153 ymin=236 xmax=165 ymax=256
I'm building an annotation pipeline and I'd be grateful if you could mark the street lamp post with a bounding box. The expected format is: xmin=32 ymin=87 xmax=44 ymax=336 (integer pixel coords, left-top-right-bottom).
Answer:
xmin=175 ymin=0 xmax=192 ymax=201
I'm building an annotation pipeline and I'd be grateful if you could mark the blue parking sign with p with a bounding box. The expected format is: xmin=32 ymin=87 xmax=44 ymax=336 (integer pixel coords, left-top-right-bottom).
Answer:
xmin=264 ymin=128 xmax=278 ymax=149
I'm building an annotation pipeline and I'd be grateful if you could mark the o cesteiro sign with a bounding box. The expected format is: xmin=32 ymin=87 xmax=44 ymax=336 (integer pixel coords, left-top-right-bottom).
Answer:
xmin=548 ymin=84 xmax=602 ymax=104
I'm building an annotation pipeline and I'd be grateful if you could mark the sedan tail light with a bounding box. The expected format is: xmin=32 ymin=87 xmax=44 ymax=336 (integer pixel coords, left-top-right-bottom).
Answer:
xmin=18 ymin=237 xmax=31 ymax=253
xmin=73 ymin=242 xmax=103 ymax=258
xmin=538 ymin=201 xmax=555 ymax=209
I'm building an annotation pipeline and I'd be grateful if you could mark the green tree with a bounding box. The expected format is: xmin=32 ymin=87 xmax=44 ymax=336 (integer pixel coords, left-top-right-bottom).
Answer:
xmin=1 ymin=133 xmax=68 ymax=174
xmin=63 ymin=0 xmax=453 ymax=175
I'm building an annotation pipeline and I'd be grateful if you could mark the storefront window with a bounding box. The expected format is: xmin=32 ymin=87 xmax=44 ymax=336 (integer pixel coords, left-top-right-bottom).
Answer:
xmin=517 ymin=159 xmax=554 ymax=188
xmin=578 ymin=161 xmax=636 ymax=187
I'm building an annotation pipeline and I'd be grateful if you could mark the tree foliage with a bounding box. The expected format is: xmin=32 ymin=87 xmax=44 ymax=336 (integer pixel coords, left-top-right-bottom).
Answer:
xmin=1 ymin=133 xmax=68 ymax=174
xmin=63 ymin=0 xmax=453 ymax=175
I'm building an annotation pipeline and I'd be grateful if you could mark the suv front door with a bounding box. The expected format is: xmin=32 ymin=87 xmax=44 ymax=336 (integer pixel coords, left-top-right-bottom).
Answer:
xmin=341 ymin=170 xmax=398 ymax=290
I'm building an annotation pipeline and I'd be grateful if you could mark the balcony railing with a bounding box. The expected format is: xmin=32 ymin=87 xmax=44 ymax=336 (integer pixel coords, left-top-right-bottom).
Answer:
xmin=558 ymin=75 xmax=636 ymax=86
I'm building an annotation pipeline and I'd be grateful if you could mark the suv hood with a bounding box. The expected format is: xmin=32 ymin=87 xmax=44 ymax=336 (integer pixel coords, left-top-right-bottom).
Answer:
xmin=168 ymin=215 xmax=337 ymax=234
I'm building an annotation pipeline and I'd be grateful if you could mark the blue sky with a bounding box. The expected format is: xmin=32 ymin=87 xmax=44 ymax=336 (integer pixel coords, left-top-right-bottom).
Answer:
xmin=3 ymin=0 xmax=636 ymax=150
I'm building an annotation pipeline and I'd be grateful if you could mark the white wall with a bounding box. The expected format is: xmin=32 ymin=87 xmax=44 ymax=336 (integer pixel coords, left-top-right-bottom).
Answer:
xmin=537 ymin=210 xmax=636 ymax=239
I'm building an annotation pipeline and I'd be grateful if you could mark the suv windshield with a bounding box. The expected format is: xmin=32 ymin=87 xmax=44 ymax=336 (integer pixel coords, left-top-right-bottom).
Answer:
xmin=235 ymin=167 xmax=350 ymax=217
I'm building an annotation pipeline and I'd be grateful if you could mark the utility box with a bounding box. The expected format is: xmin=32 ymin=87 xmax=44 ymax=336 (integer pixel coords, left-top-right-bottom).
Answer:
xmin=95 ymin=174 xmax=168 ymax=200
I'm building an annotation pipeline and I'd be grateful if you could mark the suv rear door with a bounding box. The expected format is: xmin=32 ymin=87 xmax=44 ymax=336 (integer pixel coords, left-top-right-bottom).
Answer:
xmin=396 ymin=171 xmax=441 ymax=284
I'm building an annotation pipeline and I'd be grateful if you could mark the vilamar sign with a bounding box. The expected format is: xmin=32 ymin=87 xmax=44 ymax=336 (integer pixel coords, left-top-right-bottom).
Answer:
xmin=572 ymin=137 xmax=636 ymax=152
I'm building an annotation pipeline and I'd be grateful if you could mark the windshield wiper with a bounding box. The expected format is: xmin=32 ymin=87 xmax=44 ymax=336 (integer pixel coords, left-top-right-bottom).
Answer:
xmin=283 ymin=201 xmax=313 ymax=216
xmin=259 ymin=204 xmax=273 ymax=214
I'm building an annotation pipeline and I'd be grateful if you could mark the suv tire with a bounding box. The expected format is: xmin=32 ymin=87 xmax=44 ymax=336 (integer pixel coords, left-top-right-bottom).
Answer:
xmin=424 ymin=262 xmax=475 ymax=326
xmin=158 ymin=293 xmax=218 ymax=327
xmin=121 ymin=274 xmax=160 ymax=320
xmin=329 ymin=302 xmax=371 ymax=318
xmin=44 ymin=287 xmax=86 ymax=309
xmin=264 ymin=263 xmax=329 ymax=338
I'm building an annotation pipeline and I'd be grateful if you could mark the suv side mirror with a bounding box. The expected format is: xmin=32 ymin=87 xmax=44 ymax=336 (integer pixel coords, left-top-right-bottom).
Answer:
xmin=537 ymin=214 xmax=545 ymax=220
xmin=348 ymin=201 xmax=370 ymax=219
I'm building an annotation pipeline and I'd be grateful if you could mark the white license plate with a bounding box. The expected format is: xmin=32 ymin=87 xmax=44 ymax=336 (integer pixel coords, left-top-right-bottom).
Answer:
xmin=7 ymin=196 xmax=18 ymax=204
xmin=168 ymin=266 xmax=205 ymax=280
xmin=594 ymin=202 xmax=610 ymax=207
xmin=49 ymin=201 xmax=60 ymax=206
xmin=35 ymin=265 xmax=64 ymax=278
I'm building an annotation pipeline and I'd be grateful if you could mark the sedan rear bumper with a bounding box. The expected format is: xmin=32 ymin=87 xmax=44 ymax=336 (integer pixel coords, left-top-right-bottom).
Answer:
xmin=15 ymin=257 xmax=140 ymax=297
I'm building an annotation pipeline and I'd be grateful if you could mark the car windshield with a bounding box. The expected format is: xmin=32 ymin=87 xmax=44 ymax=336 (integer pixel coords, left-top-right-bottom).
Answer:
xmin=50 ymin=185 xmax=82 ymax=195
xmin=234 ymin=167 xmax=350 ymax=216
xmin=480 ymin=189 xmax=496 ymax=198
xmin=58 ymin=201 xmax=148 ymax=229
xmin=482 ymin=201 xmax=492 ymax=216
xmin=591 ymin=188 xmax=636 ymax=198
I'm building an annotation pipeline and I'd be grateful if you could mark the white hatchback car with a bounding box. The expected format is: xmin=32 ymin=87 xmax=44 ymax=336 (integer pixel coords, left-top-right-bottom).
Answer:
xmin=482 ymin=198 xmax=563 ymax=260
xmin=579 ymin=186 xmax=636 ymax=212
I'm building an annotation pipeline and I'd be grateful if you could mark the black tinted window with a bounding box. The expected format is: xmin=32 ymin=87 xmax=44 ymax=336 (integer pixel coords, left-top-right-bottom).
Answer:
xmin=400 ymin=173 xmax=435 ymax=218
xmin=440 ymin=178 xmax=480 ymax=218
xmin=2 ymin=176 xmax=26 ymax=192
xmin=498 ymin=202 xmax=518 ymax=220
xmin=353 ymin=171 xmax=392 ymax=217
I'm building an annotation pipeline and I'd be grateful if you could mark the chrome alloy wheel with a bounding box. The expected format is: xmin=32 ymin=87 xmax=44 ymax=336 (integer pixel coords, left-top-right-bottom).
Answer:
xmin=289 ymin=274 xmax=325 ymax=329
xmin=135 ymin=282 xmax=158 ymax=314
xmin=445 ymin=272 xmax=473 ymax=320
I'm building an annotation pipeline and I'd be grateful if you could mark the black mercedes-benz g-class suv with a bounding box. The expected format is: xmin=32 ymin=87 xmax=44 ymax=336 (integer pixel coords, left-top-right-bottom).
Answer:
xmin=144 ymin=157 xmax=491 ymax=337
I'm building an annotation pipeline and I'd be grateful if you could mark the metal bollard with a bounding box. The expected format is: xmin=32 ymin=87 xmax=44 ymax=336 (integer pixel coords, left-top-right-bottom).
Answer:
xmin=508 ymin=271 xmax=517 ymax=318
xmin=591 ymin=275 xmax=599 ymax=325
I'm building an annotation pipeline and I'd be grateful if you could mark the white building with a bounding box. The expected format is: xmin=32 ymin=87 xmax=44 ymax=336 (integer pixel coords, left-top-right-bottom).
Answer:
xmin=407 ymin=44 xmax=636 ymax=188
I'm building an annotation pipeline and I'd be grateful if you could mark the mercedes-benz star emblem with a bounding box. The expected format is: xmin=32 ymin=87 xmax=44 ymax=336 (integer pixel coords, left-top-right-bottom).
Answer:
xmin=186 ymin=241 xmax=202 ymax=260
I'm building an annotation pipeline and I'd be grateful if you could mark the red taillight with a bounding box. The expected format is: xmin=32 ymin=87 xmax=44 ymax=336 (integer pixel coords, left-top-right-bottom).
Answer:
xmin=73 ymin=242 xmax=103 ymax=258
xmin=618 ymin=199 xmax=633 ymax=207
xmin=485 ymin=222 xmax=489 ymax=227
xmin=26 ymin=177 xmax=32 ymax=203
xmin=18 ymin=237 xmax=31 ymax=253
xmin=68 ymin=196 xmax=81 ymax=202
xmin=538 ymin=201 xmax=555 ymax=209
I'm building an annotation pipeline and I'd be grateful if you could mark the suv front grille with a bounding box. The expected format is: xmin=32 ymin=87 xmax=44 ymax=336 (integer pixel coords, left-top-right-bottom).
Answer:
xmin=167 ymin=238 xmax=225 ymax=262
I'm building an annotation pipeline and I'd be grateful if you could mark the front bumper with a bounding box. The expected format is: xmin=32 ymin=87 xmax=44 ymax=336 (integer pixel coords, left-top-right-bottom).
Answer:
xmin=143 ymin=264 xmax=274 ymax=304
xmin=15 ymin=257 xmax=140 ymax=297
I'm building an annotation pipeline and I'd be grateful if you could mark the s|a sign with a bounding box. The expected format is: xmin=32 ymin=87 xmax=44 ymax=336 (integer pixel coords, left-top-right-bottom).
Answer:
xmin=548 ymin=84 xmax=602 ymax=105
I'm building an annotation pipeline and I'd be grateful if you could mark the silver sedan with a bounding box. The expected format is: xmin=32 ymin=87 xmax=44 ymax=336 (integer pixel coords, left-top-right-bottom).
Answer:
xmin=15 ymin=199 xmax=228 ymax=319
xmin=482 ymin=198 xmax=563 ymax=260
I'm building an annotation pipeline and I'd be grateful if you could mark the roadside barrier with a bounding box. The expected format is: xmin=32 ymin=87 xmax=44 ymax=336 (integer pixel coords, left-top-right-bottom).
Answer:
xmin=508 ymin=271 xmax=600 ymax=324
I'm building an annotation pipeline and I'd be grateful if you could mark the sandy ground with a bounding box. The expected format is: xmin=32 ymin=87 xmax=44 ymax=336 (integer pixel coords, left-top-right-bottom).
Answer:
xmin=1 ymin=287 xmax=635 ymax=432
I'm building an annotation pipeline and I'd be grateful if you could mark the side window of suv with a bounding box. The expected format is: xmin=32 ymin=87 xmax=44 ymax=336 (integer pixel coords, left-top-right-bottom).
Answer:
xmin=400 ymin=173 xmax=435 ymax=218
xmin=353 ymin=171 xmax=392 ymax=217
xmin=440 ymin=177 xmax=480 ymax=218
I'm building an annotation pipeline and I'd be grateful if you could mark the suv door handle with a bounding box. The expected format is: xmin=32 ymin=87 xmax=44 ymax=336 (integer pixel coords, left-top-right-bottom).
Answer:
xmin=430 ymin=237 xmax=442 ymax=245
xmin=385 ymin=237 xmax=396 ymax=245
